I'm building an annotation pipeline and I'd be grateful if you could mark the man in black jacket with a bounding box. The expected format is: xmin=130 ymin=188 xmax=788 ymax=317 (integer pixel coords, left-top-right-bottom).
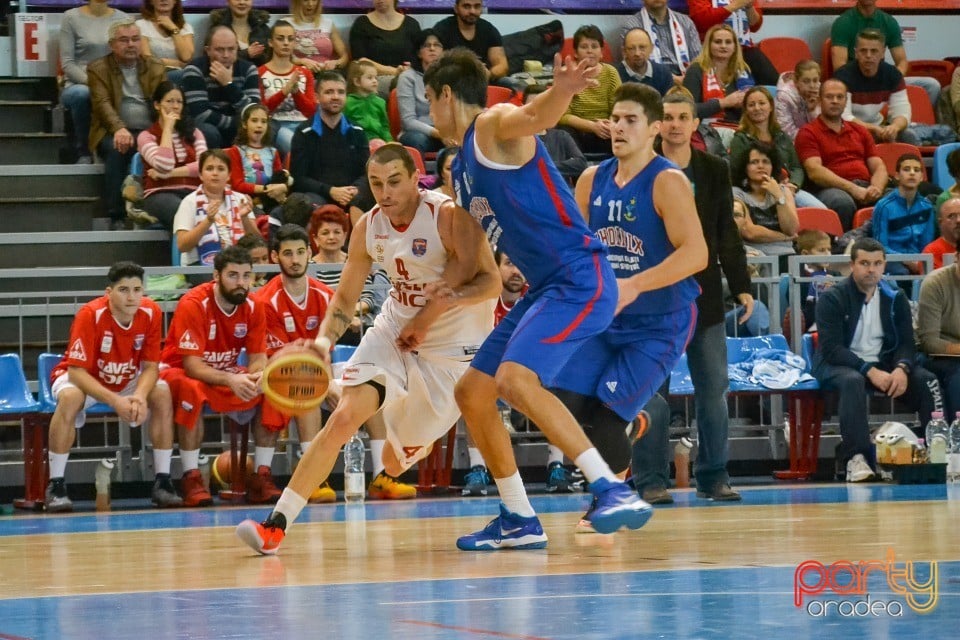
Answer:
xmin=289 ymin=71 xmax=374 ymax=224
xmin=635 ymin=88 xmax=753 ymax=503
xmin=814 ymin=238 xmax=942 ymax=482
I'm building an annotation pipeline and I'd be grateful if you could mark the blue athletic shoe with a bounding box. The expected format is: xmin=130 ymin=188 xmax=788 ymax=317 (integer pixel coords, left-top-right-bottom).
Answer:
xmin=587 ymin=478 xmax=654 ymax=534
xmin=461 ymin=465 xmax=491 ymax=496
xmin=456 ymin=503 xmax=548 ymax=551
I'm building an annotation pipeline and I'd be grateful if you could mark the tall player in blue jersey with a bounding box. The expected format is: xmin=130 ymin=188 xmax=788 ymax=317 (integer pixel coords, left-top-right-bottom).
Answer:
xmin=424 ymin=49 xmax=655 ymax=550
xmin=552 ymin=83 xmax=707 ymax=531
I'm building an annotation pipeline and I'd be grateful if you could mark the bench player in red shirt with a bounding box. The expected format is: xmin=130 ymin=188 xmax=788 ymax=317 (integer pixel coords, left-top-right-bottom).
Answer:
xmin=46 ymin=262 xmax=179 ymax=512
xmin=160 ymin=246 xmax=274 ymax=506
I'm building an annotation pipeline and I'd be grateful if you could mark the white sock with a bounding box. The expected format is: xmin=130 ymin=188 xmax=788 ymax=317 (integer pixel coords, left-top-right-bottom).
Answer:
xmin=254 ymin=446 xmax=275 ymax=470
xmin=180 ymin=448 xmax=200 ymax=472
xmin=370 ymin=439 xmax=385 ymax=477
xmin=494 ymin=471 xmax=535 ymax=517
xmin=153 ymin=449 xmax=173 ymax=475
xmin=274 ymin=488 xmax=309 ymax=529
xmin=574 ymin=448 xmax=618 ymax=484
xmin=49 ymin=452 xmax=69 ymax=479
xmin=299 ymin=441 xmax=311 ymax=456
xmin=546 ymin=445 xmax=564 ymax=466
xmin=468 ymin=447 xmax=485 ymax=468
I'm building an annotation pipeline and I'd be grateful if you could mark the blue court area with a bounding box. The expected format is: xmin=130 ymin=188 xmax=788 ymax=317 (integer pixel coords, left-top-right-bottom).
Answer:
xmin=0 ymin=484 xmax=955 ymax=640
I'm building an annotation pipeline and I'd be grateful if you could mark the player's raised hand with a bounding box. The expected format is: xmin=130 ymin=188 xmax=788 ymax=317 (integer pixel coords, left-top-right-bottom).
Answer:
xmin=551 ymin=52 xmax=601 ymax=96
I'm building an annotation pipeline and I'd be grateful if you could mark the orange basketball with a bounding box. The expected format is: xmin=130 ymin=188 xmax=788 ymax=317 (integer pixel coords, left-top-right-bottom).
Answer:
xmin=262 ymin=344 xmax=332 ymax=415
xmin=211 ymin=451 xmax=253 ymax=489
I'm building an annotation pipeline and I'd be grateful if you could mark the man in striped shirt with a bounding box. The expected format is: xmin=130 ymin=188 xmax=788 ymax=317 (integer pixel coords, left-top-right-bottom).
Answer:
xmin=181 ymin=25 xmax=261 ymax=148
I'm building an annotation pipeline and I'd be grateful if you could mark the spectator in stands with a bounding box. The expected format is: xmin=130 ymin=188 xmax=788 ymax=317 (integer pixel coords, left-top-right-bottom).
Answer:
xmin=137 ymin=81 xmax=206 ymax=229
xmin=732 ymin=139 xmax=798 ymax=267
xmin=617 ymin=28 xmax=673 ymax=96
xmin=620 ymin=0 xmax=702 ymax=83
xmin=775 ymin=60 xmax=821 ymax=140
xmin=682 ymin=23 xmax=754 ymax=124
xmin=834 ymin=29 xmax=918 ymax=145
xmin=935 ymin=147 xmax=960 ymax=213
xmin=433 ymin=0 xmax=509 ymax=82
xmin=227 ymin=104 xmax=291 ymax=218
xmin=237 ymin=231 xmax=269 ymax=286
xmin=795 ymin=228 xmax=838 ymax=332
xmin=173 ymin=149 xmax=259 ymax=265
xmin=287 ymin=0 xmax=349 ymax=73
xmin=160 ymin=245 xmax=278 ymax=507
xmin=137 ymin=0 xmax=194 ymax=83
xmin=813 ymin=237 xmax=942 ymax=482
xmin=917 ymin=217 xmax=960 ymax=419
xmin=182 ymin=25 xmax=261 ymax=149
xmin=872 ymin=153 xmax=935 ymax=279
xmin=45 ymin=261 xmax=180 ymax=512
xmin=345 ymin=60 xmax=393 ymax=143
xmin=433 ymin=145 xmax=458 ymax=199
xmin=795 ymin=79 xmax=888 ymax=230
xmin=290 ymin=71 xmax=374 ymax=226
xmin=557 ymin=25 xmax=621 ymax=155
xmin=628 ymin=394 xmax=675 ymax=504
xmin=88 ymin=20 xmax=166 ymax=229
xmin=209 ymin=0 xmax=270 ymax=67
xmin=397 ymin=29 xmax=448 ymax=154
xmin=686 ymin=0 xmax=779 ymax=85
xmin=830 ymin=0 xmax=941 ymax=109
xmin=60 ymin=0 xmax=130 ymax=164
xmin=730 ymin=85 xmax=825 ymax=209
xmin=655 ymin=87 xmax=753 ymax=501
xmin=523 ymin=85 xmax=587 ymax=180
xmin=951 ymin=67 xmax=960 ymax=136
xmin=259 ymin=20 xmax=317 ymax=154
xmin=924 ymin=198 xmax=960 ymax=270
xmin=349 ymin=0 xmax=423 ymax=97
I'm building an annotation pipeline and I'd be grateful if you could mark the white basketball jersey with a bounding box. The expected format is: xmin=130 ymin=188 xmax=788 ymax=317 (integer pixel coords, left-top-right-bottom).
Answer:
xmin=365 ymin=189 xmax=493 ymax=359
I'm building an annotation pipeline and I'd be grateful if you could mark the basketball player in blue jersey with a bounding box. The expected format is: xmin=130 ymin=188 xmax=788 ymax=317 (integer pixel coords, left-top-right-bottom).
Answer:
xmin=423 ymin=49 xmax=655 ymax=550
xmin=551 ymin=83 xmax=708 ymax=531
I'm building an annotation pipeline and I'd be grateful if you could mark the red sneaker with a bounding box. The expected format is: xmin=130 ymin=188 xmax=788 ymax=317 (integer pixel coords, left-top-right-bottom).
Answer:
xmin=247 ymin=465 xmax=282 ymax=504
xmin=180 ymin=469 xmax=213 ymax=507
xmin=236 ymin=518 xmax=285 ymax=555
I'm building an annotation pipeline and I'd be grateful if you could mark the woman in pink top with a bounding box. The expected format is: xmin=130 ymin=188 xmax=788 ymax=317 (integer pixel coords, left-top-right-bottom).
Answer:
xmin=287 ymin=0 xmax=348 ymax=72
xmin=259 ymin=20 xmax=317 ymax=154
xmin=137 ymin=81 xmax=207 ymax=228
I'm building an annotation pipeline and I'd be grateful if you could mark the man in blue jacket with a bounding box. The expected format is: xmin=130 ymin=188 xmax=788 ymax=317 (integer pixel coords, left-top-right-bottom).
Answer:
xmin=814 ymin=238 xmax=942 ymax=482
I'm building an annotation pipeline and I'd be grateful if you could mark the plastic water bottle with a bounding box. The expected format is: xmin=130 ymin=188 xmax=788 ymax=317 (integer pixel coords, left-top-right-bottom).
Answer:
xmin=343 ymin=433 xmax=366 ymax=503
xmin=948 ymin=413 xmax=960 ymax=482
xmin=926 ymin=411 xmax=950 ymax=465
xmin=674 ymin=437 xmax=692 ymax=489
xmin=94 ymin=458 xmax=115 ymax=512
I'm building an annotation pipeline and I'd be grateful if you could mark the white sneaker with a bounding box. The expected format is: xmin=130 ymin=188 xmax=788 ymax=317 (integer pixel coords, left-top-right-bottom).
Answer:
xmin=846 ymin=454 xmax=876 ymax=482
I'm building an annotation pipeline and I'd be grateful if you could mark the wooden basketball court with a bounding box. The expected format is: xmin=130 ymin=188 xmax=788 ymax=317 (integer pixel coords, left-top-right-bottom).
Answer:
xmin=0 ymin=484 xmax=954 ymax=639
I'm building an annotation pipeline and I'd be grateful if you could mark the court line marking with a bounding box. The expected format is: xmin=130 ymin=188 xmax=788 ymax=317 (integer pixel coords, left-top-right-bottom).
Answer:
xmin=396 ymin=620 xmax=550 ymax=640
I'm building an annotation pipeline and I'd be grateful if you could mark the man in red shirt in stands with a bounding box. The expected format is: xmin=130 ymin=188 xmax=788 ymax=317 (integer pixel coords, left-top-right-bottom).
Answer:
xmin=254 ymin=224 xmax=337 ymax=502
xmin=923 ymin=198 xmax=960 ymax=270
xmin=46 ymin=261 xmax=178 ymax=512
xmin=160 ymin=245 xmax=274 ymax=506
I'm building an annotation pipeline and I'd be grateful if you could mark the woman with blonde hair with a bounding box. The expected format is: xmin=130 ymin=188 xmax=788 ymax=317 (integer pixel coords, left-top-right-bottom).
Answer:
xmin=682 ymin=23 xmax=754 ymax=123
xmin=731 ymin=85 xmax=824 ymax=208
xmin=287 ymin=0 xmax=349 ymax=72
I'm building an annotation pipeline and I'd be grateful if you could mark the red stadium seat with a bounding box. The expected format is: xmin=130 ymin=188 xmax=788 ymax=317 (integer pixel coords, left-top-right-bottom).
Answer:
xmin=875 ymin=142 xmax=927 ymax=179
xmin=796 ymin=207 xmax=844 ymax=237
xmin=821 ymin=37 xmax=834 ymax=79
xmin=907 ymin=59 xmax=955 ymax=88
xmin=906 ymin=84 xmax=936 ymax=125
xmin=404 ymin=145 xmax=427 ymax=175
xmin=486 ymin=85 xmax=513 ymax=107
xmin=758 ymin=37 xmax=813 ymax=75
xmin=387 ymin=89 xmax=401 ymax=140
xmin=853 ymin=207 xmax=874 ymax=229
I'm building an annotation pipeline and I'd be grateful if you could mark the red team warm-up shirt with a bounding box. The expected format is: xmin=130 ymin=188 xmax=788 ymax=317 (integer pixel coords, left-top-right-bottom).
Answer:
xmin=51 ymin=295 xmax=163 ymax=391
xmin=161 ymin=281 xmax=267 ymax=370
xmin=253 ymin=275 xmax=335 ymax=353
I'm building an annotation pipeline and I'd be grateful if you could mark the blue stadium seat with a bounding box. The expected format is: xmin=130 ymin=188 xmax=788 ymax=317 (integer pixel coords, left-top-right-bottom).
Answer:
xmin=332 ymin=345 xmax=357 ymax=363
xmin=37 ymin=353 xmax=112 ymax=414
xmin=0 ymin=353 xmax=40 ymax=415
xmin=932 ymin=142 xmax=960 ymax=192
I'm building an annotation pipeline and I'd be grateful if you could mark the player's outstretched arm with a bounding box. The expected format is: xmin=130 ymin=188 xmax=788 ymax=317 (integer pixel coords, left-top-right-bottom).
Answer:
xmin=316 ymin=215 xmax=374 ymax=349
xmin=481 ymin=53 xmax=600 ymax=143
xmin=617 ymin=170 xmax=708 ymax=313
xmin=574 ymin=165 xmax=599 ymax=224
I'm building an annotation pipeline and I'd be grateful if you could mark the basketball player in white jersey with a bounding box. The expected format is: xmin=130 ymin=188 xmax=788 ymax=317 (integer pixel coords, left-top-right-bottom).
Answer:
xmin=237 ymin=143 xmax=501 ymax=554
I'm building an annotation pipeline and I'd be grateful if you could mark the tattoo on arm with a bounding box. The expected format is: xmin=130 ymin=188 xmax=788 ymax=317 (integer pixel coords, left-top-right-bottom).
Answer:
xmin=328 ymin=308 xmax=353 ymax=342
